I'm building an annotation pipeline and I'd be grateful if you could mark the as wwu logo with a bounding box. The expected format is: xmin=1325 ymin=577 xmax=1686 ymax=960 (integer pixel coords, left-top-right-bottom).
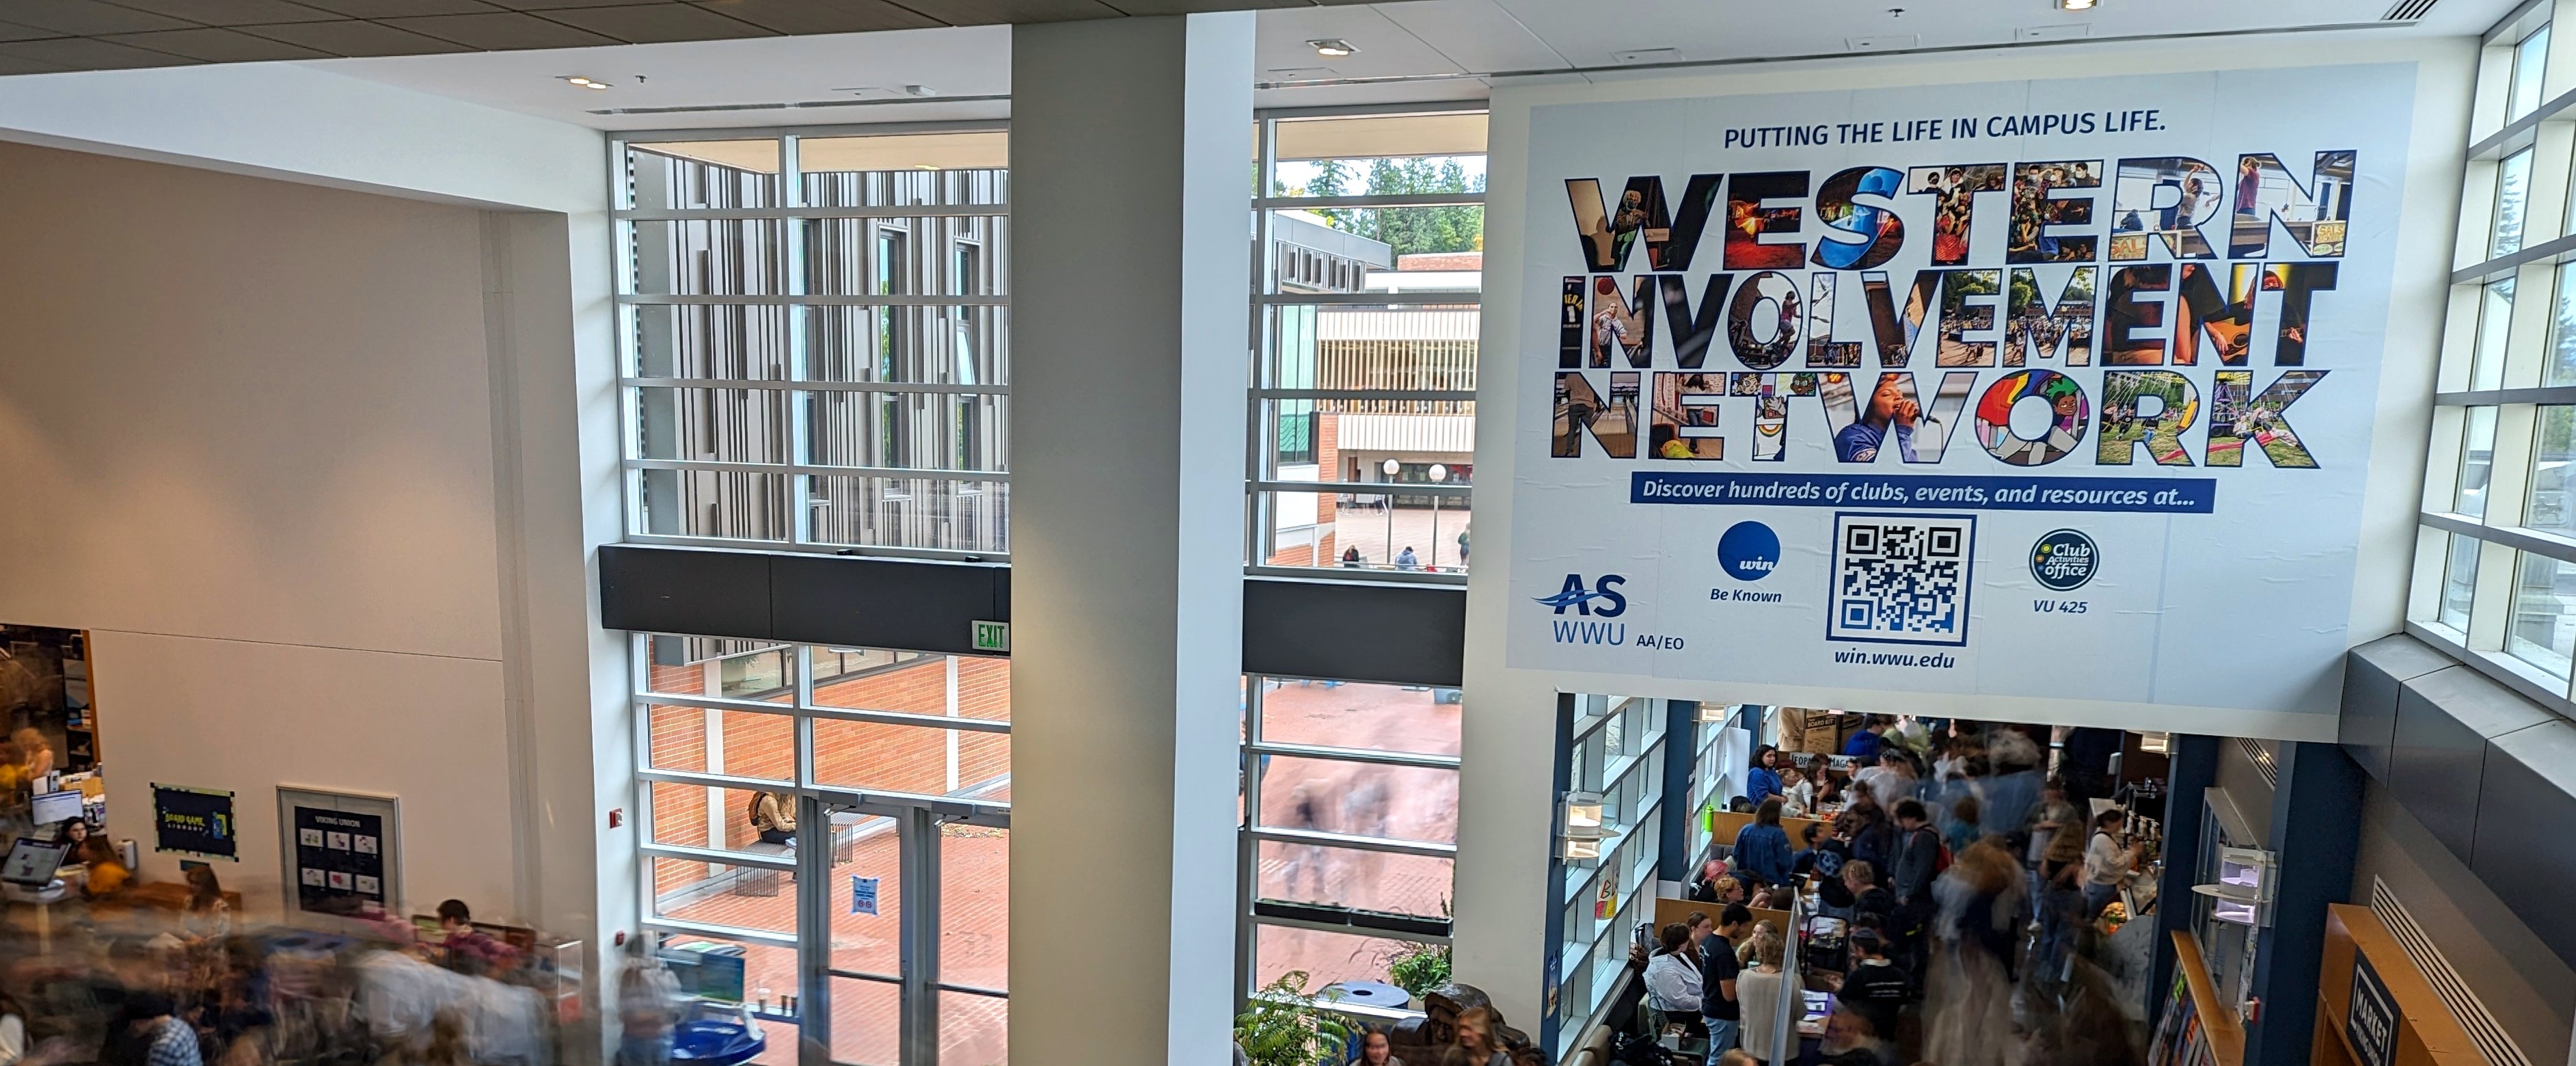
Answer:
xmin=1536 ymin=574 xmax=1627 ymax=645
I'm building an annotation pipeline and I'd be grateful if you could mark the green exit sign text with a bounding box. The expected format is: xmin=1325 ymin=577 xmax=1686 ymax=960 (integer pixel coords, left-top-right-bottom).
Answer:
xmin=971 ymin=620 xmax=1011 ymax=653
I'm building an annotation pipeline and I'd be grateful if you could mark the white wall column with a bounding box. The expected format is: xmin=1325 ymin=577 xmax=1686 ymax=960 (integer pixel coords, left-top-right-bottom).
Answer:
xmin=1453 ymin=81 xmax=1556 ymax=1030
xmin=1007 ymin=12 xmax=1253 ymax=1065
xmin=480 ymin=208 xmax=632 ymax=1059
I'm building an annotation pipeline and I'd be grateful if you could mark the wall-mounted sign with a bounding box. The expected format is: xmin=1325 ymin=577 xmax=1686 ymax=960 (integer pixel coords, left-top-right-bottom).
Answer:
xmin=276 ymin=786 xmax=400 ymax=923
xmin=152 ymin=784 xmax=236 ymax=860
xmin=2346 ymin=952 xmax=2396 ymax=1066
xmin=970 ymin=620 xmax=1010 ymax=654
xmin=1506 ymin=63 xmax=2420 ymax=732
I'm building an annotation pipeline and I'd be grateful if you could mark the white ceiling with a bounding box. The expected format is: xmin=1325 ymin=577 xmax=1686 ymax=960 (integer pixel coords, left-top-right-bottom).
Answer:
xmin=313 ymin=0 xmax=2521 ymax=130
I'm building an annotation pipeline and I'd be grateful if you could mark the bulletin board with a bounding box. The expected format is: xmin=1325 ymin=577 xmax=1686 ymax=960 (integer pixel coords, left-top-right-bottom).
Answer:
xmin=275 ymin=786 xmax=401 ymax=924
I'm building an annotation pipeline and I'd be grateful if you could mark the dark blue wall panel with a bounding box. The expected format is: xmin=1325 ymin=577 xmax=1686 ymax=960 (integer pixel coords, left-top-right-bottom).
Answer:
xmin=2342 ymin=635 xmax=2450 ymax=782
xmin=599 ymin=546 xmax=1467 ymax=687
xmin=1239 ymin=577 xmax=1466 ymax=687
xmin=2389 ymin=667 xmax=2495 ymax=867
xmin=2473 ymin=723 xmax=2576 ymax=967
xmin=599 ymin=545 xmax=774 ymax=639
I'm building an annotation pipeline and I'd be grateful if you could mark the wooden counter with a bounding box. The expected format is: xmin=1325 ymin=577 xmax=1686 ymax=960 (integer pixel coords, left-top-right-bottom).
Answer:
xmin=2169 ymin=930 xmax=2245 ymax=1066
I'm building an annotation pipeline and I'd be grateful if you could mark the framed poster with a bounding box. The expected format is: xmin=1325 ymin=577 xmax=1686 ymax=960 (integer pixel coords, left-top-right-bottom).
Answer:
xmin=152 ymin=784 xmax=236 ymax=859
xmin=275 ymin=786 xmax=400 ymax=924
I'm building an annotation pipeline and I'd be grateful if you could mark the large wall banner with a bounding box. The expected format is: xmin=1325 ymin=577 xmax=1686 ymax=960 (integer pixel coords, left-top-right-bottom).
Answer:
xmin=1508 ymin=64 xmax=2418 ymax=724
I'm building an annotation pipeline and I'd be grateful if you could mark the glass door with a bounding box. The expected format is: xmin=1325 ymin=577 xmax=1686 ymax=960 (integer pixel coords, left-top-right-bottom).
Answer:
xmin=798 ymin=796 xmax=1009 ymax=1066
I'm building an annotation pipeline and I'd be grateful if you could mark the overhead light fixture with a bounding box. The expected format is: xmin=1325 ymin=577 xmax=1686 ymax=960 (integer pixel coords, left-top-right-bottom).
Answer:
xmin=2057 ymin=0 xmax=2098 ymax=9
xmin=560 ymin=75 xmax=611 ymax=90
xmin=1308 ymin=38 xmax=1357 ymax=57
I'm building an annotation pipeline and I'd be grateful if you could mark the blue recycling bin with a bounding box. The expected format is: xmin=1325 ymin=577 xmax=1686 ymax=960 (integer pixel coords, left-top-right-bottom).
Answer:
xmin=673 ymin=1009 xmax=766 ymax=1066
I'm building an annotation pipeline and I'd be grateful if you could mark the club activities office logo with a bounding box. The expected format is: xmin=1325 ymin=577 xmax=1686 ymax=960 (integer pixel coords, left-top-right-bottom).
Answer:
xmin=2030 ymin=529 xmax=2100 ymax=592
xmin=1536 ymin=574 xmax=1627 ymax=645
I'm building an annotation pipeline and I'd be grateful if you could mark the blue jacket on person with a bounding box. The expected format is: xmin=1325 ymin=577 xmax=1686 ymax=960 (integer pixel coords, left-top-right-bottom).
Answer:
xmin=1843 ymin=728 xmax=1884 ymax=764
xmin=1746 ymin=766 xmax=1782 ymax=807
xmin=1732 ymin=821 xmax=1795 ymax=888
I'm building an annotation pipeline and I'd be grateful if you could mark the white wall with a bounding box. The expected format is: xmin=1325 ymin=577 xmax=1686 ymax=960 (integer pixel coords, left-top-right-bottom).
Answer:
xmin=0 ymin=140 xmax=513 ymax=916
xmin=0 ymin=62 xmax=604 ymax=213
xmin=1459 ymin=30 xmax=2478 ymax=1028
xmin=0 ymin=62 xmax=639 ymax=1041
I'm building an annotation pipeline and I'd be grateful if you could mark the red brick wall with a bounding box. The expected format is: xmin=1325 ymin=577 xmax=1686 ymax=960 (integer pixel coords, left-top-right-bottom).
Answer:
xmin=647 ymin=654 xmax=1012 ymax=894
xmin=1265 ymin=412 xmax=1340 ymax=567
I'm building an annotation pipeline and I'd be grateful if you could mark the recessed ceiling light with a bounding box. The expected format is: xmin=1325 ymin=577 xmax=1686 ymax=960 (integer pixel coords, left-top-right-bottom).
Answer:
xmin=2057 ymin=0 xmax=2098 ymax=9
xmin=560 ymin=75 xmax=611 ymax=90
xmin=904 ymin=84 xmax=938 ymax=97
xmin=1308 ymin=38 xmax=1357 ymax=57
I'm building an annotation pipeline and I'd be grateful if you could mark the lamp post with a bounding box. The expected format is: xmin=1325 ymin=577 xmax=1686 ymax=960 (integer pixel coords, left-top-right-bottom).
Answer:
xmin=1382 ymin=457 xmax=1400 ymax=568
xmin=1427 ymin=463 xmax=1448 ymax=570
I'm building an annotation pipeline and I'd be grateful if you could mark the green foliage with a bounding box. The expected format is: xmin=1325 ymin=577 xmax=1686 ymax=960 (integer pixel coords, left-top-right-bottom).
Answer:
xmin=1234 ymin=971 xmax=1353 ymax=1066
xmin=1308 ymin=155 xmax=1487 ymax=258
xmin=1383 ymin=942 xmax=1452 ymax=1000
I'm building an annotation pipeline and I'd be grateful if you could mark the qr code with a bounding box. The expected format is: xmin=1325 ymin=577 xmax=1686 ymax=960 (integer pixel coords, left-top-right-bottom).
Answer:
xmin=1828 ymin=514 xmax=1976 ymax=647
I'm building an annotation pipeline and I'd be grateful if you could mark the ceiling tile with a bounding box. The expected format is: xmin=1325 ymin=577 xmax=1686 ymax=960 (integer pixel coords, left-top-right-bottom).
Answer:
xmin=687 ymin=0 xmax=940 ymax=34
xmin=102 ymin=0 xmax=344 ymax=25
xmin=0 ymin=54 xmax=72 ymax=72
xmin=0 ymin=35 xmax=199 ymax=68
xmin=289 ymin=0 xmax=500 ymax=16
xmin=384 ymin=10 xmax=625 ymax=46
xmin=101 ymin=25 xmax=333 ymax=60
xmin=1107 ymin=0 xmax=1312 ymax=12
xmin=1256 ymin=4 xmax=1464 ymax=79
xmin=885 ymin=0 xmax=1124 ymax=22
xmin=3 ymin=0 xmax=193 ymax=34
xmin=1375 ymin=0 xmax=1567 ymax=73
xmin=237 ymin=16 xmax=472 ymax=53
xmin=537 ymin=2 xmax=775 ymax=41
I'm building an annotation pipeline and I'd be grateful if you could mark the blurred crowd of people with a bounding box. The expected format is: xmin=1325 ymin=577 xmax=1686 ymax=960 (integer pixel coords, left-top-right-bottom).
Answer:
xmin=1665 ymin=717 xmax=2153 ymax=1066
xmin=0 ymin=890 xmax=564 ymax=1066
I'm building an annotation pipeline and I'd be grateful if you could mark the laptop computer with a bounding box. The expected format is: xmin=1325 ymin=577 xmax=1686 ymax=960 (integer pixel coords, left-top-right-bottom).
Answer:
xmin=1 ymin=838 xmax=72 ymax=887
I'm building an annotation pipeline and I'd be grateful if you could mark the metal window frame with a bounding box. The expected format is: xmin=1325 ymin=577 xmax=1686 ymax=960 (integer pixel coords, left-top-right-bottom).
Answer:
xmin=1246 ymin=107 xmax=1489 ymax=586
xmin=627 ymin=635 xmax=1010 ymax=1066
xmin=2407 ymin=7 xmax=2576 ymax=715
xmin=1236 ymin=673 xmax=1467 ymax=1007
xmin=613 ymin=126 xmax=1014 ymax=561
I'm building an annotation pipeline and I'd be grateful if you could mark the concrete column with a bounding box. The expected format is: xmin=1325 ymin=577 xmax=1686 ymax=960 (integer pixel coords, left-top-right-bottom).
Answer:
xmin=1007 ymin=14 xmax=1253 ymax=1065
xmin=2242 ymin=741 xmax=2365 ymax=1066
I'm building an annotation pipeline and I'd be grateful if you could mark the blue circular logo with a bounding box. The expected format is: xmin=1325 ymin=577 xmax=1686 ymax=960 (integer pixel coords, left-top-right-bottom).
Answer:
xmin=2031 ymin=529 xmax=2099 ymax=591
xmin=1718 ymin=521 xmax=1781 ymax=581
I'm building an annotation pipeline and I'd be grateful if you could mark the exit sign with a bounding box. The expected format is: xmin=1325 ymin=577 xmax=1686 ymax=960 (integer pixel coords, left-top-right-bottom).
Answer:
xmin=971 ymin=620 xmax=1011 ymax=653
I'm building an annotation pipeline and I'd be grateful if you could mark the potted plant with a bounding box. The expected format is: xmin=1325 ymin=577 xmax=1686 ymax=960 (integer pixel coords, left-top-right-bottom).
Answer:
xmin=1383 ymin=941 xmax=1452 ymax=1004
xmin=1234 ymin=971 xmax=1352 ymax=1066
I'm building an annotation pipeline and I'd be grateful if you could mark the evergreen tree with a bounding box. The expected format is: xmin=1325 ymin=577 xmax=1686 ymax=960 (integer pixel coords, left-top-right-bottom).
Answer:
xmin=1306 ymin=155 xmax=1486 ymax=258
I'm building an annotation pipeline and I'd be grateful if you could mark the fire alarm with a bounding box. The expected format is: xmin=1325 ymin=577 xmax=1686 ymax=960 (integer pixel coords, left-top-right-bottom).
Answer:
xmin=609 ymin=808 xmax=624 ymax=829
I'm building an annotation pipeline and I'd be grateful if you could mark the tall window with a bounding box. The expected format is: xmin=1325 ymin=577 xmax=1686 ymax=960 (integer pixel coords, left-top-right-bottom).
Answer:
xmin=2410 ymin=6 xmax=2576 ymax=709
xmin=1546 ymin=695 xmax=1669 ymax=1059
xmin=636 ymin=635 xmax=1010 ymax=1065
xmin=1249 ymin=110 xmax=1486 ymax=577
xmin=618 ymin=130 xmax=1010 ymax=556
xmin=1237 ymin=677 xmax=1461 ymax=1011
